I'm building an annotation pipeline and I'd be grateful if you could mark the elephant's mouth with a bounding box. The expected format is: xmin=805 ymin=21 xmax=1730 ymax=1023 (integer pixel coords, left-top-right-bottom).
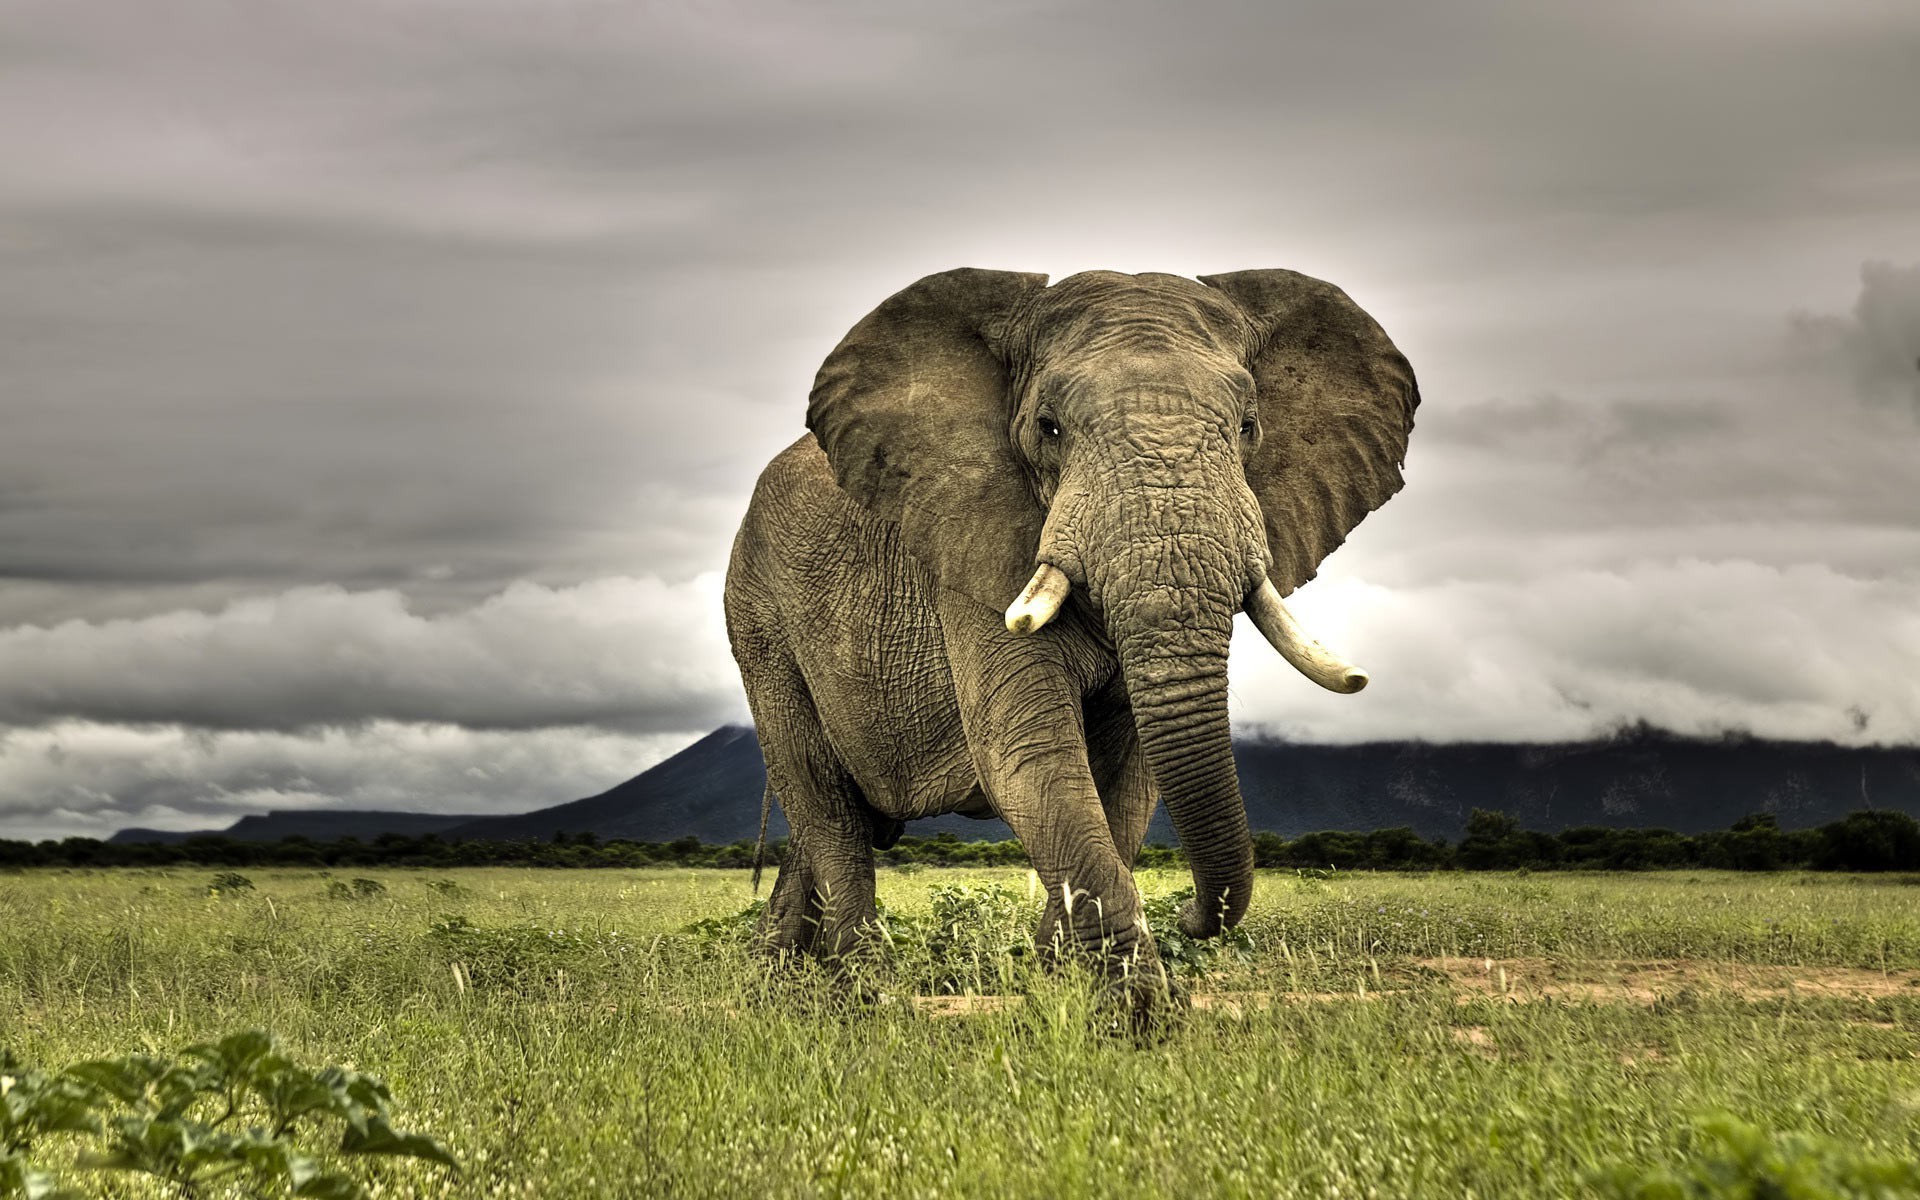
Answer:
xmin=1004 ymin=561 xmax=1368 ymax=694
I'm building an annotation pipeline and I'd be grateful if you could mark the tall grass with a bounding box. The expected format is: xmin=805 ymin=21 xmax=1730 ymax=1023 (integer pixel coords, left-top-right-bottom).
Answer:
xmin=2 ymin=867 xmax=1917 ymax=1197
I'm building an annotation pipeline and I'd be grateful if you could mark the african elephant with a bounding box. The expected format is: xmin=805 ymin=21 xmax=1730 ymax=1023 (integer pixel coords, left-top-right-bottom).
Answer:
xmin=724 ymin=268 xmax=1418 ymax=1004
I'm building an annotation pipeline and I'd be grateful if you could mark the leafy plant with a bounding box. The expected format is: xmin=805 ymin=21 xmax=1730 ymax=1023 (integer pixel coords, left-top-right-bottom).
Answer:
xmin=1144 ymin=887 xmax=1255 ymax=978
xmin=2 ymin=1050 xmax=98 ymax=1199
xmin=426 ymin=915 xmax=631 ymax=989
xmin=920 ymin=883 xmax=1032 ymax=961
xmin=207 ymin=873 xmax=254 ymax=895
xmin=681 ymin=899 xmax=767 ymax=946
xmin=0 ymin=1031 xmax=456 ymax=1199
xmin=1592 ymin=1112 xmax=1920 ymax=1199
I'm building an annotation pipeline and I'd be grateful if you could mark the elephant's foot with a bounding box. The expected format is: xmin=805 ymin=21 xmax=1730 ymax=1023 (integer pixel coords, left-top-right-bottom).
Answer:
xmin=1031 ymin=900 xmax=1183 ymax=1034
xmin=756 ymin=851 xmax=819 ymax=957
xmin=1109 ymin=960 xmax=1187 ymax=1042
xmin=755 ymin=851 xmax=882 ymax=970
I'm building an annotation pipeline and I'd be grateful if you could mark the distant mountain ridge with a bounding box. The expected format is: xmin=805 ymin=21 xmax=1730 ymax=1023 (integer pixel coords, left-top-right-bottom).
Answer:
xmin=108 ymin=724 xmax=1920 ymax=846
xmin=112 ymin=810 xmax=480 ymax=846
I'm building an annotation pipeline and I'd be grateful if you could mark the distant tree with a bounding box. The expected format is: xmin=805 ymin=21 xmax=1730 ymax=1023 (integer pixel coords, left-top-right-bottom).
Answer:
xmin=1457 ymin=809 xmax=1524 ymax=869
xmin=1814 ymin=809 xmax=1920 ymax=871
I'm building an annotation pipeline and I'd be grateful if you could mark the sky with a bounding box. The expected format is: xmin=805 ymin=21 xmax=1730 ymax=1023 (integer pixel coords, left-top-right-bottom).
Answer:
xmin=2 ymin=0 xmax=1917 ymax=840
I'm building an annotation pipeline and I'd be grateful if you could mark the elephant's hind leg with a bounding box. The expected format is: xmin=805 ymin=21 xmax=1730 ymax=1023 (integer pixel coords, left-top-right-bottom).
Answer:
xmin=737 ymin=647 xmax=880 ymax=963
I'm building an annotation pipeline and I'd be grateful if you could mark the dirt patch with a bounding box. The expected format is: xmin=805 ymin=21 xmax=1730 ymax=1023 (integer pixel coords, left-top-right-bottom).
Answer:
xmin=899 ymin=960 xmax=1920 ymax=1018
xmin=913 ymin=994 xmax=1020 ymax=1017
xmin=1450 ymin=1025 xmax=1498 ymax=1058
xmin=1414 ymin=957 xmax=1920 ymax=1004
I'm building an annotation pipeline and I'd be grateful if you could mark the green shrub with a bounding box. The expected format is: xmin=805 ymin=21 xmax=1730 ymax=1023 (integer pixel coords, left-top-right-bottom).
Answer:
xmin=426 ymin=915 xmax=632 ymax=989
xmin=681 ymin=899 xmax=768 ymax=947
xmin=921 ymin=882 xmax=1032 ymax=960
xmin=1816 ymin=810 xmax=1920 ymax=873
xmin=0 ymin=1031 xmax=455 ymax=1199
xmin=1144 ymin=887 xmax=1255 ymax=978
xmin=1592 ymin=1113 xmax=1920 ymax=1199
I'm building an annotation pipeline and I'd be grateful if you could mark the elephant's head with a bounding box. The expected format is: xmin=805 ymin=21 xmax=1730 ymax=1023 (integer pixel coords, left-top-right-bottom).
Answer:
xmin=808 ymin=269 xmax=1418 ymax=936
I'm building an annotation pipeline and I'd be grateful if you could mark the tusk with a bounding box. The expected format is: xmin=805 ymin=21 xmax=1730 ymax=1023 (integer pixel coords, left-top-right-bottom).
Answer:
xmin=1245 ymin=578 xmax=1369 ymax=694
xmin=1005 ymin=563 xmax=1070 ymax=634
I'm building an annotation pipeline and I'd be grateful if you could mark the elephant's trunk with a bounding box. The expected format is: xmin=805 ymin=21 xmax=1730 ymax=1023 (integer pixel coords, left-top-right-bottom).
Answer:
xmin=1114 ymin=616 xmax=1254 ymax=936
xmin=1089 ymin=506 xmax=1257 ymax=936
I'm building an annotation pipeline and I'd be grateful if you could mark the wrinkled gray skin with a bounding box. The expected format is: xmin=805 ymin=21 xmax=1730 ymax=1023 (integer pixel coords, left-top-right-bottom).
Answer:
xmin=725 ymin=269 xmax=1418 ymax=1008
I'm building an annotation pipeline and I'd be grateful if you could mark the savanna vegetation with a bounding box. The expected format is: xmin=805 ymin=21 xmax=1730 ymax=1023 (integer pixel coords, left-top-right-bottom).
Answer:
xmin=9 ymin=807 xmax=1920 ymax=874
xmin=3 ymin=866 xmax=1919 ymax=1196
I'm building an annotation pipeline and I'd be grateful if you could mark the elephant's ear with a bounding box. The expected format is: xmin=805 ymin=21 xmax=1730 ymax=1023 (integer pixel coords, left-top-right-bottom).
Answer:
xmin=1199 ymin=269 xmax=1420 ymax=596
xmin=807 ymin=268 xmax=1051 ymax=609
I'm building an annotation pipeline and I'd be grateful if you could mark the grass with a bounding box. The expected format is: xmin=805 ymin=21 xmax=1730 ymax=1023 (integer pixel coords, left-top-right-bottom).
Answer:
xmin=3 ymin=867 xmax=1919 ymax=1197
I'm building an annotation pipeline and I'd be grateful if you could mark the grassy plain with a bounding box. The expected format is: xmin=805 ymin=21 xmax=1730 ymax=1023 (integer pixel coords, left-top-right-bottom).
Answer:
xmin=3 ymin=867 xmax=1919 ymax=1198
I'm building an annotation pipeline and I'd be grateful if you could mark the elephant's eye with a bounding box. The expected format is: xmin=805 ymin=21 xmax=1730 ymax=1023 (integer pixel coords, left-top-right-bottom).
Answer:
xmin=1240 ymin=417 xmax=1257 ymax=438
xmin=1038 ymin=415 xmax=1062 ymax=439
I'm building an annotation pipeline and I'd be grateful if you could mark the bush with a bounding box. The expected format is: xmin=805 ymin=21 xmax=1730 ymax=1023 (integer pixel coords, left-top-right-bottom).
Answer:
xmin=0 ymin=1031 xmax=455 ymax=1199
xmin=427 ymin=915 xmax=633 ymax=989
xmin=900 ymin=883 xmax=1037 ymax=992
xmin=1815 ymin=810 xmax=1920 ymax=872
xmin=327 ymin=878 xmax=387 ymax=901
xmin=681 ymin=899 xmax=767 ymax=948
xmin=1591 ymin=1112 xmax=1920 ymax=1199
xmin=1144 ymin=887 xmax=1254 ymax=978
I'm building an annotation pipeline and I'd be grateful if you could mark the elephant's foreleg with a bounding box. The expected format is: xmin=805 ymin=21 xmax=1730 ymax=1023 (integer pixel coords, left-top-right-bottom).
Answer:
xmin=1087 ymin=686 xmax=1158 ymax=868
xmin=939 ymin=595 xmax=1169 ymax=998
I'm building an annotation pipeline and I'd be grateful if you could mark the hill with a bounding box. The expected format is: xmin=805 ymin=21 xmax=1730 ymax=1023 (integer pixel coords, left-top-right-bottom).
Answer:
xmin=110 ymin=724 xmax=1920 ymax=846
xmin=110 ymin=810 xmax=483 ymax=845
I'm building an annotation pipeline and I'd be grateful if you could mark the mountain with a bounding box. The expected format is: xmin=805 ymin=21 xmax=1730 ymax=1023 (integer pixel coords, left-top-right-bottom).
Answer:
xmin=437 ymin=725 xmax=1003 ymax=843
xmin=1229 ymin=729 xmax=1920 ymax=840
xmin=439 ymin=726 xmax=770 ymax=843
xmin=109 ymin=724 xmax=1920 ymax=846
xmin=110 ymin=810 xmax=483 ymax=845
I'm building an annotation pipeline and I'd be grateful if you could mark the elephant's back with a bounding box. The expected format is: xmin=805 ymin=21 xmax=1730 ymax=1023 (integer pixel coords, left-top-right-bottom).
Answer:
xmin=730 ymin=435 xmax=892 ymax=582
xmin=725 ymin=436 xmax=972 ymax=820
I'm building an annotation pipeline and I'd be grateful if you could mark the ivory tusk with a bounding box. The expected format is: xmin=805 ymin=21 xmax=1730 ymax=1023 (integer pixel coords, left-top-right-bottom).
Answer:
xmin=1005 ymin=563 xmax=1071 ymax=634
xmin=1245 ymin=578 xmax=1369 ymax=694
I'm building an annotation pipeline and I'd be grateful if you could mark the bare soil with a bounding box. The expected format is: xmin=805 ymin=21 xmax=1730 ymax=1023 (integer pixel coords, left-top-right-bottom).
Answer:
xmin=904 ymin=959 xmax=1920 ymax=1017
xmin=1412 ymin=956 xmax=1920 ymax=1003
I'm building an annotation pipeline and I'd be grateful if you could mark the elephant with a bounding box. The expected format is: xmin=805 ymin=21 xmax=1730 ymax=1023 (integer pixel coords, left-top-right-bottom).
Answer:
xmin=724 ymin=267 xmax=1418 ymax=1007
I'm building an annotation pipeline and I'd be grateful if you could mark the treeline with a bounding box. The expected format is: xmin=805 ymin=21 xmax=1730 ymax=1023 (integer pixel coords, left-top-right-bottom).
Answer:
xmin=1275 ymin=809 xmax=1920 ymax=873
xmin=6 ymin=809 xmax=1920 ymax=873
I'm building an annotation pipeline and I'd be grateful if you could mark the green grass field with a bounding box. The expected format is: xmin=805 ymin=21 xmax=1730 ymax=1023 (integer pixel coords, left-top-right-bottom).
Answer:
xmin=4 ymin=867 xmax=1919 ymax=1197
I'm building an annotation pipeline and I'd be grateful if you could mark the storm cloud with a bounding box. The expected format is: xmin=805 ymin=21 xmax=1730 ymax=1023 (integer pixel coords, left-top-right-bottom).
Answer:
xmin=2 ymin=0 xmax=1917 ymax=837
xmin=0 ymin=574 xmax=740 ymax=732
xmin=1791 ymin=262 xmax=1920 ymax=414
xmin=0 ymin=721 xmax=694 ymax=844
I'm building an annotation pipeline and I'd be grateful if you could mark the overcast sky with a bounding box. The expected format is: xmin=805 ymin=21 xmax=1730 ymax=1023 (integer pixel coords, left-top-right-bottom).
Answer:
xmin=3 ymin=0 xmax=1917 ymax=840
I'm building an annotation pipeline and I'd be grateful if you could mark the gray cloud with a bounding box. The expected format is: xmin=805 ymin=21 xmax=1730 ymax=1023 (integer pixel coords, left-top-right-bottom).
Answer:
xmin=0 ymin=721 xmax=697 ymax=843
xmin=2 ymin=0 xmax=1918 ymax=836
xmin=0 ymin=575 xmax=745 ymax=733
xmin=1232 ymin=558 xmax=1920 ymax=747
xmin=1790 ymin=261 xmax=1920 ymax=413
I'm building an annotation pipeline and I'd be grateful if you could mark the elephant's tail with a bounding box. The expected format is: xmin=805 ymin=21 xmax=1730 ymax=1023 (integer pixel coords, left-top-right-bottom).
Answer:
xmin=750 ymin=782 xmax=774 ymax=894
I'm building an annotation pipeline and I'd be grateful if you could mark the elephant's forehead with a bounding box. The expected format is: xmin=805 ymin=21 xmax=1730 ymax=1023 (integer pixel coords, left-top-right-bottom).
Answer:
xmin=1026 ymin=272 xmax=1250 ymax=355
